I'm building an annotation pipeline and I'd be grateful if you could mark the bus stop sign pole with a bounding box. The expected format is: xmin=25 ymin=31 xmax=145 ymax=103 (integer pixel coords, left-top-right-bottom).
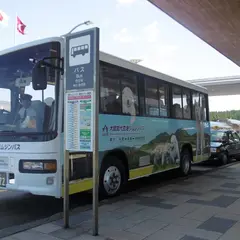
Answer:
xmin=63 ymin=150 xmax=70 ymax=228
xmin=64 ymin=27 xmax=100 ymax=235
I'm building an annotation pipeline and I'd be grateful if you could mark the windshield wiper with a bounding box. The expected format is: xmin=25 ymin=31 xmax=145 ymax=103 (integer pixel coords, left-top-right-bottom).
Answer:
xmin=0 ymin=130 xmax=16 ymax=133
xmin=0 ymin=131 xmax=57 ymax=135
xmin=0 ymin=130 xmax=57 ymax=137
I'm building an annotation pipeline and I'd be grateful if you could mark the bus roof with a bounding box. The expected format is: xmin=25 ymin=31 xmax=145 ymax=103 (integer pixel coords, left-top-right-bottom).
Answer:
xmin=0 ymin=37 xmax=63 ymax=56
xmin=0 ymin=37 xmax=208 ymax=94
xmin=100 ymin=51 xmax=208 ymax=94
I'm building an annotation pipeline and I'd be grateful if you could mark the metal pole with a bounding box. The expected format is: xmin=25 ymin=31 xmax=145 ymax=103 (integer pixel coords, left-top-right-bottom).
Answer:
xmin=63 ymin=150 xmax=70 ymax=228
xmin=92 ymin=28 xmax=100 ymax=236
xmin=67 ymin=21 xmax=93 ymax=35
xmin=92 ymin=125 xmax=99 ymax=235
xmin=13 ymin=13 xmax=16 ymax=46
xmin=63 ymin=35 xmax=70 ymax=229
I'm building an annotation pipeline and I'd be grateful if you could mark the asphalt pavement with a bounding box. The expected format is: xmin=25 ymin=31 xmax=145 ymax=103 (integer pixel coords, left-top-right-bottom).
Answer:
xmin=0 ymin=160 xmax=233 ymax=236
xmin=14 ymin=161 xmax=240 ymax=240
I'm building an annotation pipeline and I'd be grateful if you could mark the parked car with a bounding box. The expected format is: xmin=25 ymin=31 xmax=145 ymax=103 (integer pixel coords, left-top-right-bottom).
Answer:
xmin=210 ymin=129 xmax=240 ymax=165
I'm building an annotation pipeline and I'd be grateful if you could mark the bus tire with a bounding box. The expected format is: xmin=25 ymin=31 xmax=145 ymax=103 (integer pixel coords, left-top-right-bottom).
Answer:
xmin=179 ymin=149 xmax=192 ymax=176
xmin=99 ymin=155 xmax=127 ymax=197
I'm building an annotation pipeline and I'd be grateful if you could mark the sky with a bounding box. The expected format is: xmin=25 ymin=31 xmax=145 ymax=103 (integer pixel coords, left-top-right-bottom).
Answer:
xmin=0 ymin=0 xmax=240 ymax=111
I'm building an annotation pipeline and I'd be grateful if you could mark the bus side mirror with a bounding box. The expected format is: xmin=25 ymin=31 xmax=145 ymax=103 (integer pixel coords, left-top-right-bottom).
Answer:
xmin=32 ymin=61 xmax=47 ymax=90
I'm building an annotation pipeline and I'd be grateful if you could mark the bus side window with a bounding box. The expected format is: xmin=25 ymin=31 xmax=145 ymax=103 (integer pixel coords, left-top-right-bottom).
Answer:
xmin=145 ymin=77 xmax=159 ymax=116
xmin=200 ymin=94 xmax=207 ymax=121
xmin=182 ymin=89 xmax=191 ymax=119
xmin=121 ymin=72 xmax=139 ymax=116
xmin=138 ymin=76 xmax=145 ymax=116
xmin=172 ymin=86 xmax=183 ymax=118
xmin=159 ymin=83 xmax=168 ymax=117
xmin=100 ymin=63 xmax=122 ymax=114
xmin=192 ymin=92 xmax=200 ymax=120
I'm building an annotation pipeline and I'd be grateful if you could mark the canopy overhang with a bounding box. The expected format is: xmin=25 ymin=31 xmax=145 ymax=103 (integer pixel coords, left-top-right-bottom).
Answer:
xmin=188 ymin=75 xmax=240 ymax=96
xmin=148 ymin=0 xmax=240 ymax=66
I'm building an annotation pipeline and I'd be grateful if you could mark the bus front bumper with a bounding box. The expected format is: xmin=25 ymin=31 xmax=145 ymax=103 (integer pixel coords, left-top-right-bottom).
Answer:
xmin=0 ymin=154 xmax=60 ymax=197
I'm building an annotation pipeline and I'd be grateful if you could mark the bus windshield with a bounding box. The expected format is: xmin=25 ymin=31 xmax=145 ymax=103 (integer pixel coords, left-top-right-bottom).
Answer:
xmin=0 ymin=41 xmax=60 ymax=142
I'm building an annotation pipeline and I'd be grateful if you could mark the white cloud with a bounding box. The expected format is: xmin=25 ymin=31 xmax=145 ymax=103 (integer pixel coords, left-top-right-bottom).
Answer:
xmin=143 ymin=21 xmax=160 ymax=43
xmin=139 ymin=44 xmax=178 ymax=73
xmin=209 ymin=95 xmax=240 ymax=111
xmin=155 ymin=45 xmax=178 ymax=55
xmin=100 ymin=18 xmax=111 ymax=28
xmin=116 ymin=0 xmax=137 ymax=4
xmin=114 ymin=28 xmax=136 ymax=43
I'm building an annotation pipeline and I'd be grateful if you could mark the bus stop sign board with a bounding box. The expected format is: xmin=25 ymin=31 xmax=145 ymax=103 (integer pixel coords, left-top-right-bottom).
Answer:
xmin=64 ymin=27 xmax=99 ymax=152
xmin=65 ymin=28 xmax=99 ymax=91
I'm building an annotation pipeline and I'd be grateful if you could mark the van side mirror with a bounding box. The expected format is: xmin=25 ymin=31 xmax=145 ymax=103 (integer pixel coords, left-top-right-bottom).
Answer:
xmin=32 ymin=61 xmax=47 ymax=90
xmin=222 ymin=136 xmax=228 ymax=143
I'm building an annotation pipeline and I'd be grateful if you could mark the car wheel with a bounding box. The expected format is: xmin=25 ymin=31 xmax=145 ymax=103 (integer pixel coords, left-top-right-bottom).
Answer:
xmin=235 ymin=155 xmax=240 ymax=161
xmin=179 ymin=149 xmax=192 ymax=176
xmin=220 ymin=152 xmax=228 ymax=165
xmin=99 ymin=155 xmax=127 ymax=197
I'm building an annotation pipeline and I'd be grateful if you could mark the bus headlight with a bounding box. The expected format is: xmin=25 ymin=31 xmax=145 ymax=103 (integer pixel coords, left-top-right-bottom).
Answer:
xmin=19 ymin=160 xmax=57 ymax=173
xmin=23 ymin=161 xmax=43 ymax=170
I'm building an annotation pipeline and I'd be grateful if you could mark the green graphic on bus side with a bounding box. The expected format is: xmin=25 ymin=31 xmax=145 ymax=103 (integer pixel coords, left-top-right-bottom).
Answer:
xmin=99 ymin=115 xmax=211 ymax=174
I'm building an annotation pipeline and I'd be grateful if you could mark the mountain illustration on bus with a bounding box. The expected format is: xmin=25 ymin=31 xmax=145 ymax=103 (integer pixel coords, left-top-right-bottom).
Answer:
xmin=71 ymin=44 xmax=89 ymax=57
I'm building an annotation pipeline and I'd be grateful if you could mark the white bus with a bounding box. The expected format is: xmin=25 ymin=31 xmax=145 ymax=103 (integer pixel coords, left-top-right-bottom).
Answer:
xmin=0 ymin=37 xmax=210 ymax=198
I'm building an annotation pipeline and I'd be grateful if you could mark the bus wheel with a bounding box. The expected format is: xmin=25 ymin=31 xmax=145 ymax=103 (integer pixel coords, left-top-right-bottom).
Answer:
xmin=99 ymin=155 xmax=126 ymax=197
xmin=180 ymin=149 xmax=192 ymax=176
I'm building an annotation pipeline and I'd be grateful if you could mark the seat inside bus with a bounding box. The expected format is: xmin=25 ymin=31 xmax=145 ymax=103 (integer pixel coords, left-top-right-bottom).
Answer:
xmin=43 ymin=98 xmax=55 ymax=132
xmin=173 ymin=103 xmax=182 ymax=118
xmin=48 ymin=100 xmax=55 ymax=131
xmin=31 ymin=100 xmax=45 ymax=131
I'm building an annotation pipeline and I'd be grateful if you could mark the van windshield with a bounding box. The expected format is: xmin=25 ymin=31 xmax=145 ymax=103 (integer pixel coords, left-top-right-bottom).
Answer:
xmin=211 ymin=131 xmax=226 ymax=142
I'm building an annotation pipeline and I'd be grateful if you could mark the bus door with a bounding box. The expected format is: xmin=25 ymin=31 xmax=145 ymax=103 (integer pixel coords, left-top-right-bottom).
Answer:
xmin=193 ymin=92 xmax=204 ymax=162
xmin=199 ymin=94 xmax=205 ymax=162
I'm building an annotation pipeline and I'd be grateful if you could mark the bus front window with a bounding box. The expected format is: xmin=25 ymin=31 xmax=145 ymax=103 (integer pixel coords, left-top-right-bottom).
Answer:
xmin=0 ymin=89 xmax=11 ymax=125
xmin=0 ymin=41 xmax=60 ymax=141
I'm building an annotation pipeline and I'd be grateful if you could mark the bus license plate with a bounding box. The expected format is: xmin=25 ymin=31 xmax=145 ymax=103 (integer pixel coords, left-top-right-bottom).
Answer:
xmin=0 ymin=173 xmax=6 ymax=187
